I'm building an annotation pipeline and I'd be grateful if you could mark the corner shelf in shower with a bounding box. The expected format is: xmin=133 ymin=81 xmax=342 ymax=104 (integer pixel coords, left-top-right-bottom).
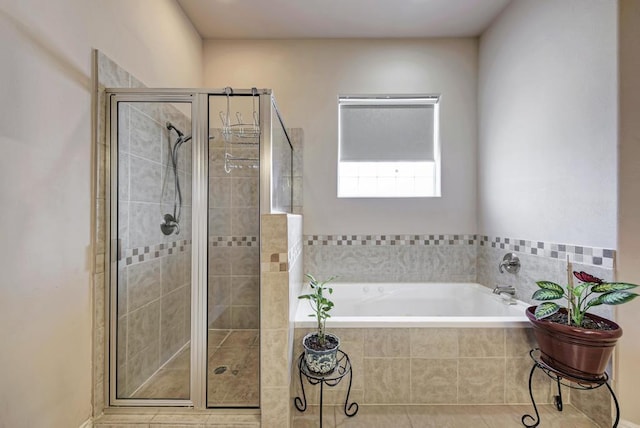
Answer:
xmin=224 ymin=153 xmax=259 ymax=172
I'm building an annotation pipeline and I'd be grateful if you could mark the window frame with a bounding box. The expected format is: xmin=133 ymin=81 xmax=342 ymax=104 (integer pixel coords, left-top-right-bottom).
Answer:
xmin=337 ymin=94 xmax=441 ymax=198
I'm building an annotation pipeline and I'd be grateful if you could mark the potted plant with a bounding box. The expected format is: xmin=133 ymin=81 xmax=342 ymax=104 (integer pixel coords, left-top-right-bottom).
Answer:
xmin=527 ymin=270 xmax=638 ymax=380
xmin=298 ymin=274 xmax=340 ymax=374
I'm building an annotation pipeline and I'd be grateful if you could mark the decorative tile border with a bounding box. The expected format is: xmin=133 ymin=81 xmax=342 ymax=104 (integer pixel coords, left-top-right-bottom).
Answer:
xmin=302 ymin=233 xmax=614 ymax=268
xmin=304 ymin=234 xmax=477 ymax=246
xmin=120 ymin=236 xmax=259 ymax=267
xmin=479 ymin=235 xmax=615 ymax=268
xmin=121 ymin=239 xmax=191 ymax=266
xmin=262 ymin=252 xmax=288 ymax=273
xmin=209 ymin=235 xmax=259 ymax=247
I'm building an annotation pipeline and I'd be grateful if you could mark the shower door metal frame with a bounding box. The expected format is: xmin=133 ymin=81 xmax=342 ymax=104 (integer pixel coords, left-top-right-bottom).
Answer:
xmin=106 ymin=88 xmax=278 ymax=409
xmin=106 ymin=90 xmax=209 ymax=408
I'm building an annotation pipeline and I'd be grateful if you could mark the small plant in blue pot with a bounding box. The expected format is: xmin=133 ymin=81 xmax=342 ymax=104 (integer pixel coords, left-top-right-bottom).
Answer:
xmin=299 ymin=274 xmax=340 ymax=374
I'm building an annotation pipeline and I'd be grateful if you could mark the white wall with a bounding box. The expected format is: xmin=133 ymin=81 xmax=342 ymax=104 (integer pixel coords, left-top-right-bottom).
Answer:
xmin=204 ymin=39 xmax=478 ymax=235
xmin=0 ymin=1 xmax=201 ymax=427
xmin=617 ymin=0 xmax=640 ymax=423
xmin=478 ymin=0 xmax=617 ymax=248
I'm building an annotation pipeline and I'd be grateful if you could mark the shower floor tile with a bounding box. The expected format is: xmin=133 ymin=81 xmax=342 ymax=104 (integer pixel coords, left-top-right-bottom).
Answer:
xmin=128 ymin=328 xmax=259 ymax=407
xmin=207 ymin=328 xmax=259 ymax=407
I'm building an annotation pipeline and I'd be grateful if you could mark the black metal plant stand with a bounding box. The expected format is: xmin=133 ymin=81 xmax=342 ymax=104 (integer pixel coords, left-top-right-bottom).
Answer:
xmin=294 ymin=350 xmax=359 ymax=428
xmin=522 ymin=348 xmax=620 ymax=428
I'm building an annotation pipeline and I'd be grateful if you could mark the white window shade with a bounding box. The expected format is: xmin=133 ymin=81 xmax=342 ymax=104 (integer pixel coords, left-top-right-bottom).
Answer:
xmin=337 ymin=95 xmax=441 ymax=198
xmin=339 ymin=103 xmax=435 ymax=162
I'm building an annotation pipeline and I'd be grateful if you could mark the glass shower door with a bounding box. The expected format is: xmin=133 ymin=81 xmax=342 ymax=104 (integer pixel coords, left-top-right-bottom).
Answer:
xmin=206 ymin=93 xmax=261 ymax=407
xmin=107 ymin=89 xmax=279 ymax=408
xmin=111 ymin=97 xmax=193 ymax=402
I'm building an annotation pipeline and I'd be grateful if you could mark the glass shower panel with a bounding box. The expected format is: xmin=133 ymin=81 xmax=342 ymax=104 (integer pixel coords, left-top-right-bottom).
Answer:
xmin=206 ymin=94 xmax=260 ymax=407
xmin=115 ymin=100 xmax=192 ymax=400
xmin=271 ymin=100 xmax=293 ymax=213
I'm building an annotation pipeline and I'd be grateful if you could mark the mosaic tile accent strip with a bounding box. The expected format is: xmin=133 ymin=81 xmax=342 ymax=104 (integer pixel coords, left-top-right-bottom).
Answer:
xmin=121 ymin=239 xmax=191 ymax=266
xmin=209 ymin=236 xmax=259 ymax=247
xmin=479 ymin=235 xmax=615 ymax=268
xmin=262 ymin=252 xmax=288 ymax=272
xmin=304 ymin=234 xmax=477 ymax=246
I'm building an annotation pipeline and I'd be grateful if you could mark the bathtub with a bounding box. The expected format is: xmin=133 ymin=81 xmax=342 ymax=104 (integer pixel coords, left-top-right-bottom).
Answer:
xmin=294 ymin=282 xmax=530 ymax=328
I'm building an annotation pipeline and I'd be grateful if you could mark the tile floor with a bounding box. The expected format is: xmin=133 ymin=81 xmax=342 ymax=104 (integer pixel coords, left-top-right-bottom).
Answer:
xmin=292 ymin=404 xmax=601 ymax=427
xmin=207 ymin=329 xmax=260 ymax=407
xmin=130 ymin=329 xmax=260 ymax=407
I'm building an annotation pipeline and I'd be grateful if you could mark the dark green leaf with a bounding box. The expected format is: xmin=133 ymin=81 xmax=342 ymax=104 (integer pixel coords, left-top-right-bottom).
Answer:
xmin=532 ymin=288 xmax=563 ymax=301
xmin=534 ymin=302 xmax=560 ymax=319
xmin=598 ymin=291 xmax=639 ymax=305
xmin=536 ymin=281 xmax=564 ymax=293
xmin=591 ymin=282 xmax=638 ymax=293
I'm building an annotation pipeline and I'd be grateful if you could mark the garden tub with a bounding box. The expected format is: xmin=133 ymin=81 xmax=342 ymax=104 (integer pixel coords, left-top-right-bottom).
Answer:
xmin=294 ymin=282 xmax=530 ymax=328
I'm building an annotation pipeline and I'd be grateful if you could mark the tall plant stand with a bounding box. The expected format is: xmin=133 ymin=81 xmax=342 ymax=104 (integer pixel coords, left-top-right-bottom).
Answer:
xmin=294 ymin=350 xmax=359 ymax=428
xmin=522 ymin=348 xmax=620 ymax=428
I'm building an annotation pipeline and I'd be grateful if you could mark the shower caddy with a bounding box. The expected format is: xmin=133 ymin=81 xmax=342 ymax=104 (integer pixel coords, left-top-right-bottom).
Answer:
xmin=219 ymin=86 xmax=260 ymax=172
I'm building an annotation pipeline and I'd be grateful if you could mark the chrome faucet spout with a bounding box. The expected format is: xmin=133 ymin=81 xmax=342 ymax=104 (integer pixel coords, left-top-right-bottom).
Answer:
xmin=493 ymin=285 xmax=516 ymax=296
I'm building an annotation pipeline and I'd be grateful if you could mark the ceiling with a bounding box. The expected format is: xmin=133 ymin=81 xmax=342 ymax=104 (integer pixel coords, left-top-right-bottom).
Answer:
xmin=177 ymin=0 xmax=512 ymax=39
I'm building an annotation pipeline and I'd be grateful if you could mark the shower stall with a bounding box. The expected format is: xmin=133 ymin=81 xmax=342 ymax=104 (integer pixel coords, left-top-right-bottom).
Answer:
xmin=106 ymin=88 xmax=293 ymax=407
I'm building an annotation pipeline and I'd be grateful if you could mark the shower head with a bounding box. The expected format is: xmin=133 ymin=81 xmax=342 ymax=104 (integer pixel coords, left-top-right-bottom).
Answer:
xmin=174 ymin=134 xmax=192 ymax=149
xmin=166 ymin=122 xmax=184 ymax=138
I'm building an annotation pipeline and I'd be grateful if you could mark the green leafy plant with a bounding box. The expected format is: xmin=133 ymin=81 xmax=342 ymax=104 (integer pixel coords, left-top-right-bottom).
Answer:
xmin=298 ymin=274 xmax=336 ymax=346
xmin=533 ymin=271 xmax=638 ymax=327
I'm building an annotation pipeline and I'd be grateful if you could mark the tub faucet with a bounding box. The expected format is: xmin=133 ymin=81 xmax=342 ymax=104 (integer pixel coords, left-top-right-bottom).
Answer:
xmin=493 ymin=285 xmax=516 ymax=296
xmin=499 ymin=253 xmax=521 ymax=274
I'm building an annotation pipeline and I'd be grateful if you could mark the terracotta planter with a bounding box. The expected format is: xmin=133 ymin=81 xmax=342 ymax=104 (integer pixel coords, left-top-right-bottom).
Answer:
xmin=525 ymin=306 xmax=622 ymax=380
xmin=302 ymin=332 xmax=340 ymax=374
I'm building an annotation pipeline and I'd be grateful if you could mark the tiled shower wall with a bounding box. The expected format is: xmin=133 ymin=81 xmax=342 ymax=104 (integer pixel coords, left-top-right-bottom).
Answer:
xmin=208 ymin=128 xmax=260 ymax=329
xmin=207 ymin=126 xmax=302 ymax=329
xmin=95 ymin=51 xmax=192 ymax=405
xmin=94 ymin=51 xmax=144 ymax=412
xmin=116 ymin=101 xmax=192 ymax=397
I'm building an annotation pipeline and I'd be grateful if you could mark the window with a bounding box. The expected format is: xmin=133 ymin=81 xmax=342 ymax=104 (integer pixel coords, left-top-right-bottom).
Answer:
xmin=337 ymin=95 xmax=441 ymax=198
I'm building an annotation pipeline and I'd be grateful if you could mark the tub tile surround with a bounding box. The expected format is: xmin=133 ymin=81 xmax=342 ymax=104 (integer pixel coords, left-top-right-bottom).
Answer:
xmin=477 ymin=239 xmax=615 ymax=321
xmin=305 ymin=233 xmax=615 ymax=319
xmin=304 ymin=234 xmax=478 ymax=283
xmin=291 ymin=327 xmax=560 ymax=408
xmin=301 ymin=233 xmax=615 ymax=425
